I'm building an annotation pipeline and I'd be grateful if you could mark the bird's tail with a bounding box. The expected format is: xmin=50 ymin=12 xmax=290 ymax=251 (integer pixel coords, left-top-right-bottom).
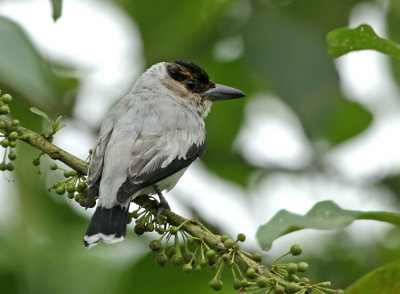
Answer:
xmin=84 ymin=204 xmax=130 ymax=248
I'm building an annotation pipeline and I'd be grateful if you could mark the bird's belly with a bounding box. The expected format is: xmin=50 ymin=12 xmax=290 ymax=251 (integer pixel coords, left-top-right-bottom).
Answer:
xmin=134 ymin=168 xmax=188 ymax=197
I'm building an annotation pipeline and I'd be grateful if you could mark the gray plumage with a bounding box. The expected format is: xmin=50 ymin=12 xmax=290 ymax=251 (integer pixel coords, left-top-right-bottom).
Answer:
xmin=84 ymin=61 xmax=245 ymax=248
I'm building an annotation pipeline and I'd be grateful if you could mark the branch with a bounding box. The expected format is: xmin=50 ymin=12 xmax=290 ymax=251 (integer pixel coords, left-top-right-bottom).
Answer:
xmin=0 ymin=116 xmax=87 ymax=175
xmin=0 ymin=115 xmax=267 ymax=275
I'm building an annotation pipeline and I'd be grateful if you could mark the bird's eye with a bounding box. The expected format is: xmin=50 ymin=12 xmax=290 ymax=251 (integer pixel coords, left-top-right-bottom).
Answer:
xmin=186 ymin=80 xmax=197 ymax=91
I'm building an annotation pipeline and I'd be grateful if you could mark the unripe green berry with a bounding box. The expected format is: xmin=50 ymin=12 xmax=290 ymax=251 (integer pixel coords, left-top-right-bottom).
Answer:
xmin=6 ymin=162 xmax=14 ymax=171
xmin=0 ymin=121 xmax=4 ymax=129
xmin=8 ymin=132 xmax=18 ymax=141
xmin=68 ymin=193 xmax=75 ymax=199
xmin=170 ymin=253 xmax=183 ymax=266
xmin=32 ymin=158 xmax=40 ymax=166
xmin=50 ymin=163 xmax=58 ymax=170
xmin=275 ymin=285 xmax=285 ymax=294
xmin=1 ymin=139 xmax=10 ymax=148
xmin=286 ymin=282 xmax=299 ymax=294
xmin=206 ymin=249 xmax=216 ymax=259
xmin=223 ymin=238 xmax=234 ymax=249
xmin=290 ymin=244 xmax=302 ymax=256
xmin=1 ymin=94 xmax=12 ymax=104
xmin=56 ymin=186 xmax=65 ymax=195
xmin=222 ymin=253 xmax=229 ymax=262
xmin=252 ymin=252 xmax=262 ymax=262
xmin=145 ymin=223 xmax=154 ymax=232
xmin=209 ymin=279 xmax=223 ymax=291
xmin=291 ymin=274 xmax=300 ymax=283
xmin=149 ymin=239 xmax=162 ymax=251
xmin=67 ymin=185 xmax=76 ymax=193
xmin=208 ymin=255 xmax=218 ymax=266
xmin=184 ymin=252 xmax=195 ymax=264
xmin=9 ymin=141 xmax=16 ymax=148
xmin=20 ymin=134 xmax=29 ymax=141
xmin=297 ymin=262 xmax=308 ymax=272
xmin=77 ymin=182 xmax=86 ymax=192
xmin=12 ymin=119 xmax=19 ymax=126
xmin=287 ymin=263 xmax=297 ymax=274
xmin=300 ymin=277 xmax=310 ymax=283
xmin=169 ymin=226 xmax=179 ymax=235
xmin=79 ymin=199 xmax=86 ymax=207
xmin=233 ymin=279 xmax=241 ymax=290
xmin=317 ymin=282 xmax=331 ymax=287
xmin=167 ymin=247 xmax=176 ymax=258
xmin=64 ymin=170 xmax=76 ymax=177
xmin=240 ymin=279 xmax=249 ymax=288
xmin=0 ymin=105 xmax=9 ymax=114
xmin=8 ymin=151 xmax=16 ymax=161
xmin=156 ymin=252 xmax=167 ymax=267
xmin=256 ymin=276 xmax=268 ymax=288
xmin=68 ymin=170 xmax=77 ymax=177
xmin=246 ymin=267 xmax=257 ymax=279
xmin=237 ymin=233 xmax=246 ymax=242
xmin=134 ymin=223 xmax=146 ymax=236
xmin=220 ymin=234 xmax=230 ymax=242
xmin=182 ymin=263 xmax=192 ymax=273
xmin=200 ymin=258 xmax=208 ymax=268
xmin=194 ymin=264 xmax=202 ymax=272
xmin=187 ymin=238 xmax=195 ymax=245
xmin=0 ymin=162 xmax=6 ymax=171
xmin=53 ymin=181 xmax=61 ymax=188
xmin=155 ymin=226 xmax=164 ymax=234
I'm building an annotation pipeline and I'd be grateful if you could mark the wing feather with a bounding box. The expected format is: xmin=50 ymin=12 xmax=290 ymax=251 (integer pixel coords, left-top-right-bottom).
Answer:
xmin=86 ymin=122 xmax=114 ymax=207
xmin=116 ymin=141 xmax=205 ymax=203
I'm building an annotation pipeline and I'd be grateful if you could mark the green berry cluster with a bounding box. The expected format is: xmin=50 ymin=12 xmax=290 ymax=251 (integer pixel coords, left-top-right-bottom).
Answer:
xmin=128 ymin=202 xmax=168 ymax=236
xmin=50 ymin=164 xmax=91 ymax=207
xmin=0 ymin=92 xmax=12 ymax=115
xmin=130 ymin=196 xmax=344 ymax=294
xmin=0 ymin=93 xmax=21 ymax=172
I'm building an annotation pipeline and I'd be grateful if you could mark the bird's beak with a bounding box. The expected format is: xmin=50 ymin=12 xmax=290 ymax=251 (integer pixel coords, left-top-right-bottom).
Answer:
xmin=203 ymin=84 xmax=245 ymax=101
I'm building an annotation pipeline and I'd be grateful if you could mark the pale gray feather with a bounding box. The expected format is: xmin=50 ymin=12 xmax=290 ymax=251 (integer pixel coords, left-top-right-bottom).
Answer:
xmin=90 ymin=63 xmax=206 ymax=209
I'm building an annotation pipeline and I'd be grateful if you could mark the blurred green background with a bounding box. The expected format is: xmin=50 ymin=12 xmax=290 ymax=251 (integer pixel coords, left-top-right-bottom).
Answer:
xmin=0 ymin=0 xmax=400 ymax=293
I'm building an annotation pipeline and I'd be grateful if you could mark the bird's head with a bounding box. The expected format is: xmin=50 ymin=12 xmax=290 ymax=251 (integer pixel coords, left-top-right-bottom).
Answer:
xmin=164 ymin=60 xmax=245 ymax=117
xmin=133 ymin=61 xmax=245 ymax=117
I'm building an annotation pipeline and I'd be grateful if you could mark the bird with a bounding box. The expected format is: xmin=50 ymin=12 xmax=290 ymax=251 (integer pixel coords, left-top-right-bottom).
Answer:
xmin=84 ymin=60 xmax=245 ymax=248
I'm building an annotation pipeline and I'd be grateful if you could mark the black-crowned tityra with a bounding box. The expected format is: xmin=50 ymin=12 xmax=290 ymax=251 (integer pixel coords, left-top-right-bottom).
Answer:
xmin=84 ymin=61 xmax=245 ymax=248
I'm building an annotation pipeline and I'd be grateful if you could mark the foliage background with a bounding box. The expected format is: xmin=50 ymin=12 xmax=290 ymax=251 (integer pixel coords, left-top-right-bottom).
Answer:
xmin=0 ymin=0 xmax=400 ymax=293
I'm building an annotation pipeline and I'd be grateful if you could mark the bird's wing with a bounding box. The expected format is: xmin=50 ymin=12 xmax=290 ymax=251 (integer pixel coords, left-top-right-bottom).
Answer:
xmin=86 ymin=118 xmax=114 ymax=207
xmin=116 ymin=108 xmax=205 ymax=203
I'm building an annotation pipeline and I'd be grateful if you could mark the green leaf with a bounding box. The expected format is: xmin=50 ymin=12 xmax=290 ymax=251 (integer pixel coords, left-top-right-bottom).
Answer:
xmin=242 ymin=11 xmax=342 ymax=143
xmin=50 ymin=0 xmax=63 ymax=21
xmin=387 ymin=0 xmax=400 ymax=87
xmin=256 ymin=200 xmax=400 ymax=250
xmin=30 ymin=107 xmax=50 ymax=124
xmin=327 ymin=24 xmax=400 ymax=58
xmin=116 ymin=0 xmax=228 ymax=63
xmin=0 ymin=16 xmax=76 ymax=115
xmin=324 ymin=97 xmax=373 ymax=144
xmin=345 ymin=261 xmax=400 ymax=294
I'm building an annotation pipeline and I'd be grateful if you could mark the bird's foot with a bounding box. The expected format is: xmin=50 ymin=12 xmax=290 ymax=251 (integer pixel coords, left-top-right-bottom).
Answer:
xmin=152 ymin=185 xmax=170 ymax=221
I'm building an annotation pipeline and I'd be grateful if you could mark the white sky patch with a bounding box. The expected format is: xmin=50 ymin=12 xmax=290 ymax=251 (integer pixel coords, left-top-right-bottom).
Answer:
xmin=0 ymin=0 xmax=144 ymax=128
xmin=213 ymin=35 xmax=244 ymax=62
xmin=326 ymin=2 xmax=400 ymax=182
xmin=235 ymin=94 xmax=312 ymax=169
xmin=0 ymin=149 xmax=18 ymax=228
xmin=249 ymin=172 xmax=397 ymax=254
